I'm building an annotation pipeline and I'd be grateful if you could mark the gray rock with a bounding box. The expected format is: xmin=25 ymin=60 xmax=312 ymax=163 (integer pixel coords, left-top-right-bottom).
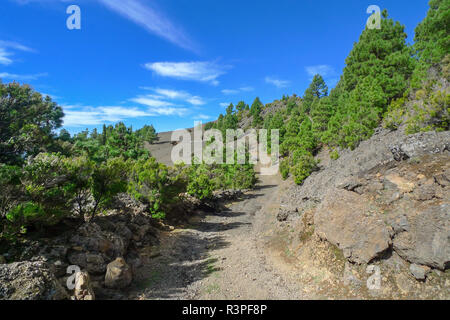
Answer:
xmin=393 ymin=204 xmax=450 ymax=270
xmin=67 ymin=251 xmax=106 ymax=274
xmin=409 ymin=264 xmax=431 ymax=281
xmin=314 ymin=188 xmax=392 ymax=264
xmin=276 ymin=209 xmax=290 ymax=222
xmin=104 ymin=257 xmax=133 ymax=289
xmin=70 ymin=223 xmax=126 ymax=258
xmin=0 ymin=261 xmax=68 ymax=300
xmin=74 ymin=271 xmax=95 ymax=300
xmin=343 ymin=262 xmax=362 ymax=287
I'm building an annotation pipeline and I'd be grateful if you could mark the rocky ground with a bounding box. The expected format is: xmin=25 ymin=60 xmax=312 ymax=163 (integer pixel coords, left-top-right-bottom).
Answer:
xmin=0 ymin=127 xmax=449 ymax=300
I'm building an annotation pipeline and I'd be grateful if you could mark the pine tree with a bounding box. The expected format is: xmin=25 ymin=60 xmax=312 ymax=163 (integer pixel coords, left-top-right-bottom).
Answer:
xmin=250 ymin=97 xmax=263 ymax=128
xmin=324 ymin=9 xmax=415 ymax=149
xmin=303 ymin=74 xmax=328 ymax=113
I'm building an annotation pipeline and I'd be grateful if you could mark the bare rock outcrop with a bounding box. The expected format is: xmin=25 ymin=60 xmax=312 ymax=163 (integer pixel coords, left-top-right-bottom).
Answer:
xmin=0 ymin=261 xmax=68 ymax=300
xmin=314 ymin=188 xmax=392 ymax=264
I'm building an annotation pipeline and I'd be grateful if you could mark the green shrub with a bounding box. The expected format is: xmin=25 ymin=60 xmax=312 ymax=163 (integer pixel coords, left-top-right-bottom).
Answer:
xmin=187 ymin=164 xmax=215 ymax=200
xmin=128 ymin=157 xmax=186 ymax=219
xmin=330 ymin=150 xmax=339 ymax=160
xmin=291 ymin=152 xmax=318 ymax=185
xmin=280 ymin=158 xmax=290 ymax=180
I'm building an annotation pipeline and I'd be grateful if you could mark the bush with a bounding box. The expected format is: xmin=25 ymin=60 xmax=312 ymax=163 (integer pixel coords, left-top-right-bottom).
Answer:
xmin=280 ymin=158 xmax=290 ymax=180
xmin=187 ymin=164 xmax=215 ymax=200
xmin=91 ymin=157 xmax=129 ymax=217
xmin=291 ymin=151 xmax=318 ymax=185
xmin=330 ymin=150 xmax=339 ymax=160
xmin=128 ymin=158 xmax=186 ymax=219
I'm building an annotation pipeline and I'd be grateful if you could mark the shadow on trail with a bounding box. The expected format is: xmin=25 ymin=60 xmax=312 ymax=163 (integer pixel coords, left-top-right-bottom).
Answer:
xmin=129 ymin=182 xmax=278 ymax=299
xmin=130 ymin=229 xmax=231 ymax=299
xmin=188 ymin=221 xmax=251 ymax=232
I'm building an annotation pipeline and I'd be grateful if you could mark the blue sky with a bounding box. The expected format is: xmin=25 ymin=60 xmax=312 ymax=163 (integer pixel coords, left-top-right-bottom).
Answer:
xmin=0 ymin=0 xmax=430 ymax=134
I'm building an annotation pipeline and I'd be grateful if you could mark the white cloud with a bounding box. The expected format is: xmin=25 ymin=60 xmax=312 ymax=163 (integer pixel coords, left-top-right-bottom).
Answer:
xmin=265 ymin=76 xmax=290 ymax=88
xmin=0 ymin=72 xmax=47 ymax=81
xmin=97 ymin=0 xmax=194 ymax=51
xmin=12 ymin=0 xmax=195 ymax=51
xmin=130 ymin=96 xmax=175 ymax=108
xmin=130 ymin=94 xmax=189 ymax=116
xmin=219 ymin=102 xmax=230 ymax=107
xmin=151 ymin=88 xmax=205 ymax=105
xmin=63 ymin=104 xmax=188 ymax=127
xmin=0 ymin=40 xmax=34 ymax=65
xmin=192 ymin=114 xmax=210 ymax=120
xmin=221 ymin=89 xmax=239 ymax=95
xmin=221 ymin=86 xmax=254 ymax=95
xmin=145 ymin=61 xmax=228 ymax=85
xmin=186 ymin=96 xmax=205 ymax=106
xmin=305 ymin=65 xmax=336 ymax=78
xmin=0 ymin=48 xmax=13 ymax=66
xmin=63 ymin=105 xmax=153 ymax=127
xmin=239 ymin=86 xmax=254 ymax=92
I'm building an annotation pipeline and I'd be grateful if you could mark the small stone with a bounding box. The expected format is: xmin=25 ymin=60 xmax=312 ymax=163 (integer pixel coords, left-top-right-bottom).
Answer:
xmin=409 ymin=264 xmax=430 ymax=281
xmin=74 ymin=271 xmax=95 ymax=300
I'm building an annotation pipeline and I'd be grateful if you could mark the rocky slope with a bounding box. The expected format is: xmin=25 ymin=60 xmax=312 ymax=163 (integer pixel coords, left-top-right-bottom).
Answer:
xmin=276 ymin=127 xmax=449 ymax=298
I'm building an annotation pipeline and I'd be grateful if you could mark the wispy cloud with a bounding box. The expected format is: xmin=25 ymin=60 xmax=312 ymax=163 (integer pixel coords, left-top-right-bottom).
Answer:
xmin=221 ymin=86 xmax=254 ymax=95
xmin=63 ymin=105 xmax=153 ymax=127
xmin=192 ymin=114 xmax=211 ymax=120
xmin=305 ymin=64 xmax=339 ymax=87
xmin=149 ymin=88 xmax=206 ymax=106
xmin=11 ymin=0 xmax=195 ymax=51
xmin=305 ymin=65 xmax=336 ymax=78
xmin=0 ymin=72 xmax=47 ymax=81
xmin=130 ymin=95 xmax=189 ymax=116
xmin=265 ymin=76 xmax=290 ymax=88
xmin=130 ymin=97 xmax=175 ymax=108
xmin=219 ymin=102 xmax=230 ymax=107
xmin=97 ymin=0 xmax=195 ymax=51
xmin=0 ymin=40 xmax=34 ymax=65
xmin=221 ymin=89 xmax=239 ymax=95
xmin=145 ymin=61 xmax=229 ymax=85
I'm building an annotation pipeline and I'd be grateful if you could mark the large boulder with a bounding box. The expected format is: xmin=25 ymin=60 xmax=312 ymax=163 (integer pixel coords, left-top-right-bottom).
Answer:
xmin=392 ymin=203 xmax=449 ymax=270
xmin=104 ymin=257 xmax=132 ymax=289
xmin=67 ymin=222 xmax=127 ymax=274
xmin=69 ymin=223 xmax=126 ymax=258
xmin=0 ymin=261 xmax=68 ymax=300
xmin=314 ymin=188 xmax=392 ymax=264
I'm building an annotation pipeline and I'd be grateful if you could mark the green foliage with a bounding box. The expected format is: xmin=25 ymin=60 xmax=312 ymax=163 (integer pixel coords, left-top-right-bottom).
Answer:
xmin=186 ymin=164 xmax=215 ymax=200
xmin=323 ymin=11 xmax=414 ymax=149
xmin=135 ymin=125 xmax=158 ymax=144
xmin=405 ymin=90 xmax=450 ymax=134
xmin=0 ymin=165 xmax=23 ymax=219
xmin=91 ymin=157 xmax=129 ymax=217
xmin=383 ymin=97 xmax=407 ymax=130
xmin=128 ymin=158 xmax=186 ymax=219
xmin=303 ymin=74 xmax=328 ymax=113
xmin=73 ymin=122 xmax=150 ymax=163
xmin=291 ymin=152 xmax=318 ymax=185
xmin=280 ymin=158 xmax=290 ymax=180
xmin=250 ymin=97 xmax=264 ymax=128
xmin=329 ymin=150 xmax=340 ymax=160
xmin=0 ymin=82 xmax=64 ymax=165
xmin=412 ymin=0 xmax=450 ymax=88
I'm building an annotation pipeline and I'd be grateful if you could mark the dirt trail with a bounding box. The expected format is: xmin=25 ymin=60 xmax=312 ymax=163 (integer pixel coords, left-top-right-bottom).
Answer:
xmin=129 ymin=170 xmax=311 ymax=300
